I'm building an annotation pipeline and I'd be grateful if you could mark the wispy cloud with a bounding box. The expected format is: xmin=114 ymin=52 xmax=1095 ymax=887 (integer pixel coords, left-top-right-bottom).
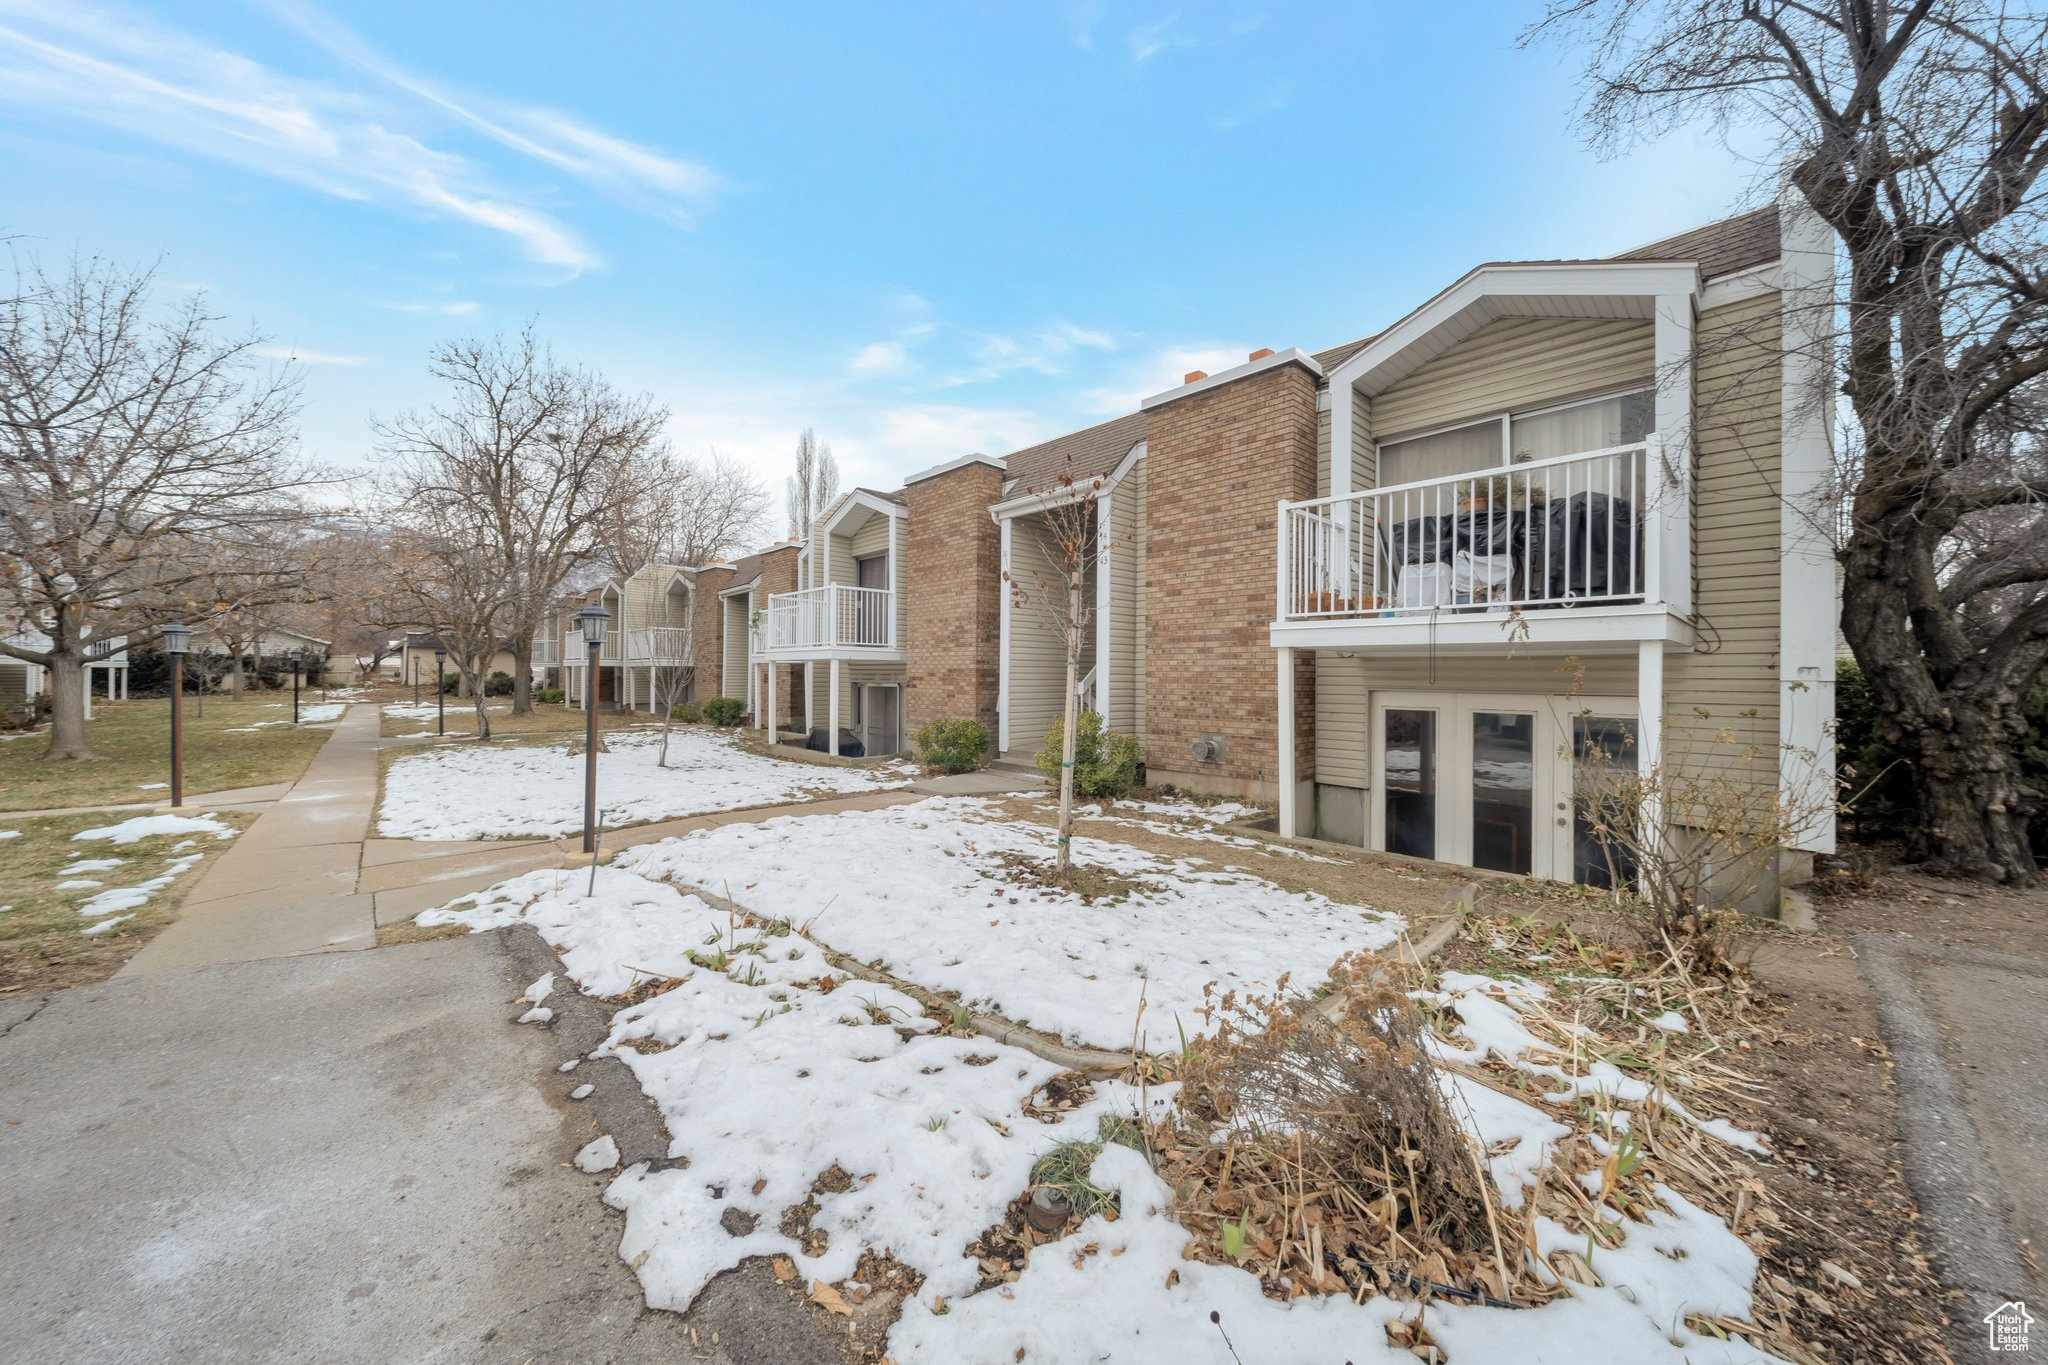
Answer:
xmin=849 ymin=340 xmax=911 ymax=376
xmin=871 ymin=403 xmax=1052 ymax=463
xmin=1126 ymin=14 xmax=1186 ymax=64
xmin=252 ymin=344 xmax=372 ymax=366
xmin=1077 ymin=342 xmax=1257 ymax=414
xmin=0 ymin=0 xmax=722 ymax=271
xmin=1212 ymin=82 xmax=1293 ymax=132
xmin=1065 ymin=1 xmax=1103 ymax=52
xmin=381 ymin=298 xmax=480 ymax=316
xmin=942 ymin=320 xmax=1117 ymax=386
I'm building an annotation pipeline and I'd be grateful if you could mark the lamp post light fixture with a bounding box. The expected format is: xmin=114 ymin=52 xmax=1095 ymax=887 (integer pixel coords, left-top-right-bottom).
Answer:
xmin=575 ymin=603 xmax=611 ymax=856
xmin=411 ymin=652 xmax=420 ymax=705
xmin=160 ymin=623 xmax=193 ymax=808
xmin=289 ymin=647 xmax=303 ymax=724
xmin=434 ymin=645 xmax=447 ymax=737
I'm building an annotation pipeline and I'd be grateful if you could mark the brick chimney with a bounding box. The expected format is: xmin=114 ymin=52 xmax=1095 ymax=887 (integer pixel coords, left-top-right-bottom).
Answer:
xmin=904 ymin=455 xmax=1007 ymax=737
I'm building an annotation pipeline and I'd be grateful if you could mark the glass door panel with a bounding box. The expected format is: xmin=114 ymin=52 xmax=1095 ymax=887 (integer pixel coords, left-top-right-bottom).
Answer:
xmin=1383 ymin=708 xmax=1437 ymax=859
xmin=1572 ymin=716 xmax=1638 ymax=888
xmin=1470 ymin=711 xmax=1534 ymax=874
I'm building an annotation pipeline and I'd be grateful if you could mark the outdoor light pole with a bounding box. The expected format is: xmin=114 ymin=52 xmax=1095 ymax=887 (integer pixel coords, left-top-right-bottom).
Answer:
xmin=290 ymin=648 xmax=302 ymax=724
xmin=434 ymin=646 xmax=447 ymax=737
xmin=576 ymin=604 xmax=610 ymax=855
xmin=161 ymin=624 xmax=193 ymax=808
xmin=412 ymin=654 xmax=419 ymax=705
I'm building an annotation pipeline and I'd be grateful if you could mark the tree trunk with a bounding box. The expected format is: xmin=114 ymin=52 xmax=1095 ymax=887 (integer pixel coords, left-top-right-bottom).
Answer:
xmin=229 ymin=650 xmax=246 ymax=701
xmin=510 ymin=631 xmax=533 ymax=716
xmin=40 ymin=654 xmax=94 ymax=761
xmin=1054 ymin=574 xmax=1081 ymax=884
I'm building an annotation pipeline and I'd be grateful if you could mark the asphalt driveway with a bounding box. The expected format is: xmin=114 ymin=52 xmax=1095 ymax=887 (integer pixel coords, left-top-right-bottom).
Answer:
xmin=0 ymin=930 xmax=841 ymax=1365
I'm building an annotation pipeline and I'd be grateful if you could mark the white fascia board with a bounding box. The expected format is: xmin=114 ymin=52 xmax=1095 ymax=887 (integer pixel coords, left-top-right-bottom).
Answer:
xmin=990 ymin=445 xmax=1141 ymax=520
xmin=1140 ymin=348 xmax=1323 ymax=411
xmin=1267 ymin=604 xmax=1694 ymax=653
xmin=1328 ymin=262 xmax=1703 ymax=392
xmin=1701 ymin=262 xmax=1780 ymax=311
xmin=823 ymin=489 xmax=906 ymax=536
xmin=719 ymin=577 xmax=760 ymax=598
xmin=902 ymin=451 xmax=1007 ymax=487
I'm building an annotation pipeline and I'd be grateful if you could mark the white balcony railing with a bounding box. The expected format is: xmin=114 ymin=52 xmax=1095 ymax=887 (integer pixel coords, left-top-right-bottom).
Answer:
xmin=1280 ymin=441 xmax=1679 ymax=622
xmin=624 ymin=625 xmax=693 ymax=664
xmin=532 ymin=638 xmax=560 ymax=668
xmin=764 ymin=584 xmax=896 ymax=652
xmin=562 ymin=629 xmax=622 ymax=665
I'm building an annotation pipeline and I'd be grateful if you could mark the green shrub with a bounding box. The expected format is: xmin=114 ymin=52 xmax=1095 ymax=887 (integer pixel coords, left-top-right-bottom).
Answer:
xmin=702 ymin=696 xmax=745 ymax=726
xmin=440 ymin=673 xmax=460 ymax=695
xmin=1037 ymin=710 xmax=1142 ymax=800
xmin=485 ymin=670 xmax=515 ymax=697
xmin=535 ymin=688 xmax=566 ymax=704
xmin=914 ymin=717 xmax=990 ymax=773
xmin=671 ymin=700 xmax=702 ymax=723
xmin=1834 ymin=659 xmax=1917 ymax=844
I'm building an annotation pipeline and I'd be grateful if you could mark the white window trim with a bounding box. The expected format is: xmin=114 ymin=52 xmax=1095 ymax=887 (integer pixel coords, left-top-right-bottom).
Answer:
xmin=1373 ymin=383 xmax=1654 ymax=472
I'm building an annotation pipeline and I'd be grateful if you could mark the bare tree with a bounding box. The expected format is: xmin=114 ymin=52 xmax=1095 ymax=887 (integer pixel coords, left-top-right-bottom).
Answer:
xmin=374 ymin=327 xmax=667 ymax=717
xmin=384 ymin=525 xmax=514 ymax=740
xmin=653 ymin=659 xmax=697 ymax=767
xmin=1529 ymin=0 xmax=2048 ymax=885
xmin=785 ymin=427 xmax=840 ymax=537
xmin=595 ymin=447 xmax=768 ymax=574
xmin=0 ymin=253 xmax=309 ymax=760
xmin=189 ymin=518 xmax=323 ymax=700
xmin=1003 ymin=464 xmax=1104 ymax=884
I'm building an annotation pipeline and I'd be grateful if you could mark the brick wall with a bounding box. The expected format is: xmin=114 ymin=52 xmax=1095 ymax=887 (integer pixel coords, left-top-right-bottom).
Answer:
xmin=905 ymin=461 xmax=1004 ymax=738
xmin=692 ymin=565 xmax=733 ymax=701
xmin=757 ymin=544 xmax=801 ymax=724
xmin=1143 ymin=363 xmax=1319 ymax=795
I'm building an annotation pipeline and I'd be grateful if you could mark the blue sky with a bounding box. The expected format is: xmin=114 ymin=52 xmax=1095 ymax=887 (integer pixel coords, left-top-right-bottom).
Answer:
xmin=0 ymin=1 xmax=1766 ymax=507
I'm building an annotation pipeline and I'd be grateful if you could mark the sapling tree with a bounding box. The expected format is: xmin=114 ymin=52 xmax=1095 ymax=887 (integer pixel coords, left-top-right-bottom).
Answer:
xmin=1004 ymin=463 xmax=1105 ymax=884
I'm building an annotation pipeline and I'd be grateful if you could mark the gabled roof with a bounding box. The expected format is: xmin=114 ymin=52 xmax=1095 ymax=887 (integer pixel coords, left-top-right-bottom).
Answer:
xmin=1001 ymin=410 xmax=1148 ymax=494
xmin=1615 ymin=205 xmax=1779 ymax=280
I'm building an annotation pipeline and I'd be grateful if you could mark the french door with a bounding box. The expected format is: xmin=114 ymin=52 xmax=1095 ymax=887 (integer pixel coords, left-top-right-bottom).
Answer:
xmin=1369 ymin=692 xmax=1636 ymax=885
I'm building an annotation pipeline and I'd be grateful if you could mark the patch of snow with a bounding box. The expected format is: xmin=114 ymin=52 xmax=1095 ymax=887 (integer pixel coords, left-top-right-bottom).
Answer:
xmin=137 ymin=783 xmax=168 ymax=791
xmin=523 ymin=971 xmax=555 ymax=1005
xmin=1110 ymin=797 xmax=1264 ymax=825
xmin=72 ymin=813 xmax=235 ymax=845
xmin=574 ymin=1136 xmax=620 ymax=1173
xmin=516 ymin=1006 xmax=554 ymax=1024
xmin=75 ymin=853 xmax=206 ymax=919
xmin=619 ymin=797 xmax=1403 ymax=1050
xmin=53 ymin=879 xmax=104 ymax=891
xmin=570 ymin=1083 xmax=594 ymax=1100
xmin=295 ymin=703 xmax=346 ymax=724
xmin=1650 ymin=1009 xmax=1690 ymax=1033
xmin=557 ymin=1059 xmax=580 ymax=1073
xmin=62 ymin=858 xmax=125 ymax=874
xmin=80 ymin=914 xmax=132 ymax=936
xmin=0 ymin=905 xmax=13 ymax=913
xmin=378 ymin=727 xmax=910 ymax=841
xmin=0 ymin=830 xmax=19 ymax=839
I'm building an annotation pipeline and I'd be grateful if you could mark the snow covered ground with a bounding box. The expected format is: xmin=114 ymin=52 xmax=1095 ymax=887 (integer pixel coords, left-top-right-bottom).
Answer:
xmin=227 ymin=701 xmax=345 ymax=731
xmin=618 ymin=797 xmax=1403 ymax=1050
xmin=377 ymin=727 xmax=912 ymax=840
xmin=421 ymin=851 xmax=1793 ymax=1365
xmin=72 ymin=813 xmax=236 ymax=845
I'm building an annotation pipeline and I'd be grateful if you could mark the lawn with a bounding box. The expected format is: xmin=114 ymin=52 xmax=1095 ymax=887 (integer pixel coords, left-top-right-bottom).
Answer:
xmin=0 ymin=695 xmax=339 ymax=813
xmin=0 ymin=809 xmax=251 ymax=995
xmin=378 ymin=696 xmax=656 ymax=740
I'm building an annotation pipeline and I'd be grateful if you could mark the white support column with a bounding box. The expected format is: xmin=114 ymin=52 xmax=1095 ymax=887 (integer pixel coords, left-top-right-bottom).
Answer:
xmin=997 ymin=515 xmax=1013 ymax=754
xmin=766 ymin=658 xmax=778 ymax=742
xmin=1652 ymin=292 xmax=1696 ymax=616
xmin=1637 ymin=639 xmax=1665 ymax=852
xmin=1276 ymin=648 xmax=1297 ymax=838
xmin=887 ymin=513 xmax=899 ymax=648
xmin=804 ymin=661 xmax=815 ymax=733
xmin=1094 ymin=489 xmax=1113 ymax=719
xmin=83 ymin=665 xmax=93 ymax=720
xmin=1778 ymin=177 xmax=1839 ymax=856
xmin=828 ymin=658 xmax=841 ymax=756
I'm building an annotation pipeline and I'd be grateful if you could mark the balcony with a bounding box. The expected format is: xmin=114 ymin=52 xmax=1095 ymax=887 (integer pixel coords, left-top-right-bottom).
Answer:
xmin=532 ymin=637 xmax=560 ymax=668
xmin=1273 ymin=440 xmax=1692 ymax=653
xmin=624 ymin=625 xmax=693 ymax=664
xmin=562 ymin=628 xmax=621 ymax=665
xmin=763 ymin=585 xmax=899 ymax=657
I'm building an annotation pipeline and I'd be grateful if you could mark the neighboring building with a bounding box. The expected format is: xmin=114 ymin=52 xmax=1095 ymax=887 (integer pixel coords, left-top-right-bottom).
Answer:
xmin=1 ymin=623 xmax=130 ymax=719
xmin=548 ymin=192 xmax=1836 ymax=909
xmin=559 ymin=566 xmax=697 ymax=711
xmin=761 ymin=491 xmax=908 ymax=756
xmin=398 ymin=633 xmax=527 ymax=698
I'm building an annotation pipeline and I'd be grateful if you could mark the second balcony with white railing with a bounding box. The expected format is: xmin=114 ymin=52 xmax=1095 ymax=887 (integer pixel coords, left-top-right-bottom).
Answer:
xmin=624 ymin=625 xmax=693 ymax=665
xmin=1274 ymin=439 xmax=1692 ymax=650
xmin=763 ymin=584 xmax=899 ymax=656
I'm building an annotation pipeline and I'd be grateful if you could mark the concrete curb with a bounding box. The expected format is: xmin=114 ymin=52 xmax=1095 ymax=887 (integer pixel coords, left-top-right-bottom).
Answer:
xmin=1855 ymin=933 xmax=2036 ymax=1364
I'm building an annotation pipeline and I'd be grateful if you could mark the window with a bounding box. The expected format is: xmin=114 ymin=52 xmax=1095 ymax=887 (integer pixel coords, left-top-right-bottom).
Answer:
xmin=1377 ymin=387 xmax=1649 ymax=486
xmin=856 ymin=553 xmax=888 ymax=590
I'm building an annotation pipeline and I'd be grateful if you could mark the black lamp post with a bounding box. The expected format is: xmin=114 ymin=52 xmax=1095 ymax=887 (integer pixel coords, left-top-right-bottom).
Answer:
xmin=434 ymin=645 xmax=447 ymax=736
xmin=575 ymin=603 xmax=611 ymax=855
xmin=160 ymin=623 xmax=193 ymax=808
xmin=289 ymin=647 xmax=302 ymax=724
xmin=411 ymin=652 xmax=420 ymax=705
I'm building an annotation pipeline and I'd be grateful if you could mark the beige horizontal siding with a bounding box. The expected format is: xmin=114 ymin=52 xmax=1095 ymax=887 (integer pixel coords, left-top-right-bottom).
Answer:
xmin=1005 ymin=513 xmax=1074 ymax=755
xmin=721 ymin=594 xmax=751 ymax=699
xmin=1313 ymin=653 xmax=1637 ymax=788
xmin=1373 ymin=316 xmax=1654 ymax=440
xmin=1666 ymin=292 xmax=1782 ymax=793
xmin=1107 ymin=463 xmax=1144 ymax=734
